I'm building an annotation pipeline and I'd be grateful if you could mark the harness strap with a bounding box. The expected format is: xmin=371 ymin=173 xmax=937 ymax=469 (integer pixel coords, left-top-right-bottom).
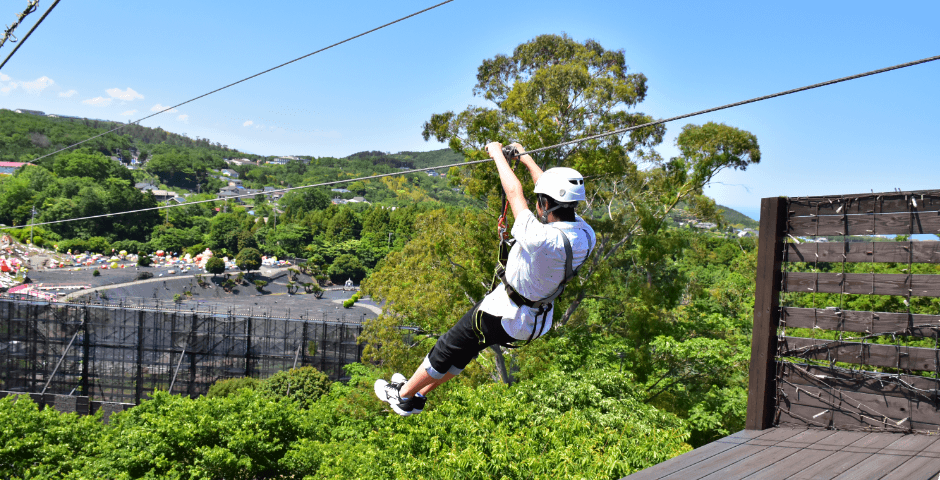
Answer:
xmin=499 ymin=230 xmax=575 ymax=309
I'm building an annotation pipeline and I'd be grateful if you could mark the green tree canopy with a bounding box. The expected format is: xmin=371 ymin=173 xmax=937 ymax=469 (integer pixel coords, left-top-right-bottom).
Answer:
xmin=205 ymin=256 xmax=225 ymax=276
xmin=236 ymin=247 xmax=262 ymax=274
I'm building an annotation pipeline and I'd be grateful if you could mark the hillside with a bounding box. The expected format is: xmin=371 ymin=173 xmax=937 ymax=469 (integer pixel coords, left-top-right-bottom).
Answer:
xmin=0 ymin=109 xmax=251 ymax=163
xmin=718 ymin=205 xmax=758 ymax=228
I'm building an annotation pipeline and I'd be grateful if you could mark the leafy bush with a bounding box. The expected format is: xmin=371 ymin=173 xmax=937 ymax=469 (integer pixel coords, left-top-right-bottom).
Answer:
xmin=184 ymin=243 xmax=207 ymax=256
xmin=58 ymin=238 xmax=89 ymax=254
xmin=85 ymin=236 xmax=111 ymax=254
xmin=137 ymin=255 xmax=151 ymax=267
xmin=236 ymin=247 xmax=262 ymax=273
xmin=254 ymin=279 xmax=268 ymax=292
xmin=205 ymin=256 xmax=225 ymax=276
xmin=173 ymin=294 xmax=182 ymax=303
xmin=111 ymin=239 xmax=149 ymax=256
xmin=328 ymin=253 xmax=367 ymax=284
xmin=99 ymin=389 xmax=304 ymax=479
xmin=262 ymin=367 xmax=331 ymax=408
xmin=0 ymin=395 xmax=106 ymax=478
xmin=92 ymin=269 xmax=100 ymax=277
xmin=342 ymin=291 xmax=361 ymax=308
xmin=206 ymin=376 xmax=262 ymax=398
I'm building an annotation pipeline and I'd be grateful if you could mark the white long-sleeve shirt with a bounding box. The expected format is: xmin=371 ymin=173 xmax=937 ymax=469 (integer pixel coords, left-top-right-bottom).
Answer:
xmin=479 ymin=209 xmax=595 ymax=340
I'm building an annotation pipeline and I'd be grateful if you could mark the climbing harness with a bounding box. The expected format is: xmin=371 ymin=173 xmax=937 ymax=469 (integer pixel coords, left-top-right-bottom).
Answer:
xmin=478 ymin=145 xmax=588 ymax=347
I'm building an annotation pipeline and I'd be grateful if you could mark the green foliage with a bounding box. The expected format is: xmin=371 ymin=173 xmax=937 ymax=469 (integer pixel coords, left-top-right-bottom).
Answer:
xmin=205 ymin=256 xmax=225 ymax=276
xmin=342 ymin=291 xmax=361 ymax=308
xmin=99 ymin=389 xmax=304 ymax=479
xmin=328 ymin=253 xmax=367 ymax=284
xmin=92 ymin=268 xmax=100 ymax=277
xmin=362 ymin=208 xmax=496 ymax=374
xmin=208 ymin=213 xmax=243 ymax=254
xmin=0 ymin=395 xmax=106 ymax=478
xmin=262 ymin=367 xmax=331 ymax=408
xmin=173 ymin=293 xmax=182 ymax=303
xmin=137 ymin=254 xmax=151 ymax=267
xmin=206 ymin=376 xmax=262 ymax=398
xmin=718 ymin=204 xmax=758 ymax=228
xmin=110 ymin=239 xmax=148 ymax=255
xmin=236 ymin=247 xmax=262 ymax=273
xmin=253 ymin=279 xmax=268 ymax=292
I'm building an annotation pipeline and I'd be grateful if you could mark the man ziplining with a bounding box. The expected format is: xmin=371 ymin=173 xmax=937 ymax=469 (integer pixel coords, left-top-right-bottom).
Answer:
xmin=374 ymin=142 xmax=596 ymax=416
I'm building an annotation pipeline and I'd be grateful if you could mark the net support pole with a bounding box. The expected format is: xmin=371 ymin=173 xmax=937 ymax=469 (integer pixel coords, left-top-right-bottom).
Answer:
xmin=40 ymin=321 xmax=83 ymax=395
xmin=168 ymin=345 xmax=187 ymax=395
xmin=746 ymin=196 xmax=788 ymax=430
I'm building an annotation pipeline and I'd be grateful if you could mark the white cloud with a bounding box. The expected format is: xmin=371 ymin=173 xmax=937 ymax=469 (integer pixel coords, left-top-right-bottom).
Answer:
xmin=121 ymin=109 xmax=137 ymax=116
xmin=81 ymin=96 xmax=113 ymax=107
xmin=243 ymin=120 xmax=253 ymax=127
xmin=20 ymin=76 xmax=54 ymax=94
xmin=150 ymin=103 xmax=177 ymax=113
xmin=0 ymin=85 xmax=14 ymax=94
xmin=106 ymin=87 xmax=143 ymax=101
xmin=59 ymin=89 xmax=78 ymax=98
xmin=177 ymin=114 xmax=189 ymax=123
xmin=0 ymin=73 xmax=10 ymax=81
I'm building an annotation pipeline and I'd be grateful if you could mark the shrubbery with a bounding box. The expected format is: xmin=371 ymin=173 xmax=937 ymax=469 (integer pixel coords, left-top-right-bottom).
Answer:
xmin=204 ymin=256 xmax=225 ymax=276
xmin=0 ymin=364 xmax=691 ymax=479
xmin=236 ymin=247 xmax=262 ymax=273
xmin=206 ymin=376 xmax=262 ymax=398
xmin=262 ymin=366 xmax=331 ymax=408
xmin=342 ymin=291 xmax=361 ymax=308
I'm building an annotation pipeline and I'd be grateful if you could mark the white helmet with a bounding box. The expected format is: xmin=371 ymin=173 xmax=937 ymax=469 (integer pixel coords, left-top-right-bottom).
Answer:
xmin=534 ymin=167 xmax=586 ymax=204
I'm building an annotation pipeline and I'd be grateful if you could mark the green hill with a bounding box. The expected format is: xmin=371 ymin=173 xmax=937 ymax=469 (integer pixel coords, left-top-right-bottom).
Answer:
xmin=718 ymin=205 xmax=758 ymax=228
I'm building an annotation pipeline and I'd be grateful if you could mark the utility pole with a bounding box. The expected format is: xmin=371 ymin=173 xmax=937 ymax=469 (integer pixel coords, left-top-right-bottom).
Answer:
xmin=29 ymin=205 xmax=36 ymax=245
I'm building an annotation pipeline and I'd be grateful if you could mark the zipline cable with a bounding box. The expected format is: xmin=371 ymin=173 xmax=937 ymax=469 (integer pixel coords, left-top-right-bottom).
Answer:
xmin=0 ymin=0 xmax=40 ymax=50
xmin=522 ymin=53 xmax=940 ymax=157
xmin=0 ymin=0 xmax=60 ymax=71
xmin=27 ymin=0 xmax=455 ymax=162
xmin=5 ymin=52 xmax=939 ymax=231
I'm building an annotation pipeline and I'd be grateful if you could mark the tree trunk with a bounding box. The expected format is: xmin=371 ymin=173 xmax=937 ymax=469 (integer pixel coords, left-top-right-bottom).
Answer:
xmin=489 ymin=345 xmax=513 ymax=385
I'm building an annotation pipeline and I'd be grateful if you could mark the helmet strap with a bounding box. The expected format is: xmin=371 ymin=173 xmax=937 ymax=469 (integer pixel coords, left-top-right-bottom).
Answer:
xmin=537 ymin=196 xmax=563 ymax=224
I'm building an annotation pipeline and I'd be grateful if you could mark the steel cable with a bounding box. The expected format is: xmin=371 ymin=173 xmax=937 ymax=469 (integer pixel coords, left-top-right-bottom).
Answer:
xmin=0 ymin=0 xmax=61 ymax=71
xmin=6 ymin=53 xmax=940 ymax=230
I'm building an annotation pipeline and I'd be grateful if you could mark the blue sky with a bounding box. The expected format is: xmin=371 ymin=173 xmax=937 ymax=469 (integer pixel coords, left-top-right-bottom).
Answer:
xmin=0 ymin=0 xmax=937 ymax=219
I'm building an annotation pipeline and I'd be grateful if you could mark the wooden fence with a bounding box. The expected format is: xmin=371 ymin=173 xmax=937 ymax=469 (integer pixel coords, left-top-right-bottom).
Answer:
xmin=747 ymin=191 xmax=940 ymax=433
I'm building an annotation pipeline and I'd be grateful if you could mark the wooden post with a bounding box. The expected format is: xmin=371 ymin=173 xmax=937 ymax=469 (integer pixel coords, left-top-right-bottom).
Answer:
xmin=746 ymin=196 xmax=788 ymax=430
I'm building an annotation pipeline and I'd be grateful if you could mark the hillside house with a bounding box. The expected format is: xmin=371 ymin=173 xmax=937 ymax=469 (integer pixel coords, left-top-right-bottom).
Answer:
xmin=0 ymin=162 xmax=31 ymax=175
xmin=149 ymin=190 xmax=178 ymax=202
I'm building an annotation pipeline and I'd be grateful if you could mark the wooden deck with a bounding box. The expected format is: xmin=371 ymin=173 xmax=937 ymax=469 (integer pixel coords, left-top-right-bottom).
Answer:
xmin=622 ymin=426 xmax=940 ymax=480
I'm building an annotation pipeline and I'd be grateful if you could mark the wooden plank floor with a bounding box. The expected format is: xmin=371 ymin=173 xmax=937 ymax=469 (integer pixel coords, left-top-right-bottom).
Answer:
xmin=622 ymin=427 xmax=940 ymax=480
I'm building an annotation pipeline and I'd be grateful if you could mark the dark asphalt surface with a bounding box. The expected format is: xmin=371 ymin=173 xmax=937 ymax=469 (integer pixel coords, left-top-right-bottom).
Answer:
xmin=24 ymin=265 xmax=381 ymax=322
